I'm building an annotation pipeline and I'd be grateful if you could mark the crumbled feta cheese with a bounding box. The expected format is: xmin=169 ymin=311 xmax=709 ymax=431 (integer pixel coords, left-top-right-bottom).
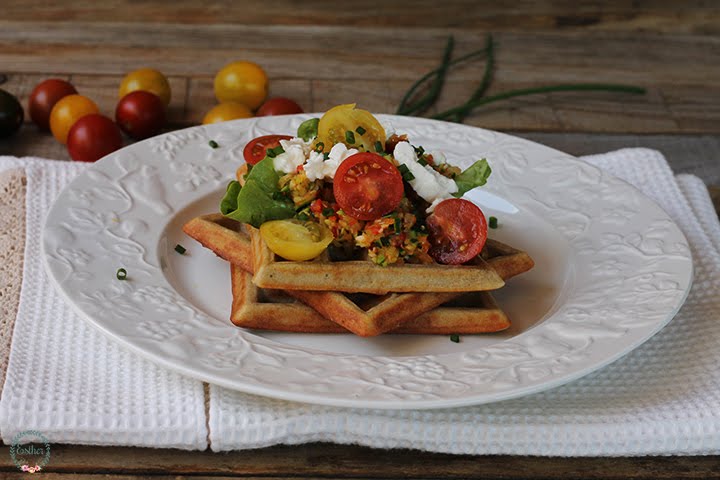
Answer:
xmin=272 ymin=137 xmax=313 ymax=174
xmin=393 ymin=141 xmax=457 ymax=207
xmin=427 ymin=150 xmax=446 ymax=164
xmin=303 ymin=150 xmax=329 ymax=181
xmin=305 ymin=143 xmax=359 ymax=181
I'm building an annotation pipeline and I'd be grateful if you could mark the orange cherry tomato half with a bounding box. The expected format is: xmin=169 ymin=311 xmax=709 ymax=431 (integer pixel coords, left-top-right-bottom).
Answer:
xmin=243 ymin=134 xmax=292 ymax=165
xmin=333 ymin=152 xmax=403 ymax=221
xmin=426 ymin=198 xmax=487 ymax=265
xmin=256 ymin=97 xmax=304 ymax=116
xmin=28 ymin=79 xmax=77 ymax=130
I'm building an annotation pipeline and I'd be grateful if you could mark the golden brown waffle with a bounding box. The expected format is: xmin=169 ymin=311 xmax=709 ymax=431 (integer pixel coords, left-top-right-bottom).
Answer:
xmin=249 ymin=227 xmax=505 ymax=294
xmin=183 ymin=214 xmax=534 ymax=336
xmin=231 ymin=264 xmax=511 ymax=334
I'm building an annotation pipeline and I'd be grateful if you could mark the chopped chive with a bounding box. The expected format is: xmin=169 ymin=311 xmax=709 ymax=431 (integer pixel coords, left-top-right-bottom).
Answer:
xmin=394 ymin=217 xmax=402 ymax=232
xmin=379 ymin=237 xmax=391 ymax=247
xmin=297 ymin=212 xmax=310 ymax=221
xmin=116 ymin=268 xmax=127 ymax=280
xmin=376 ymin=254 xmax=386 ymax=265
xmin=174 ymin=244 xmax=187 ymax=255
xmin=272 ymin=191 xmax=287 ymax=201
xmin=323 ymin=152 xmax=330 ymax=160
xmin=208 ymin=140 xmax=219 ymax=149
xmin=322 ymin=207 xmax=335 ymax=217
xmin=489 ymin=216 xmax=498 ymax=229
xmin=417 ymin=157 xmax=428 ymax=167
xmin=345 ymin=131 xmax=355 ymax=144
xmin=246 ymin=164 xmax=253 ymax=174
xmin=414 ymin=146 xmax=425 ymax=157
xmin=450 ymin=334 xmax=460 ymax=343
xmin=375 ymin=141 xmax=384 ymax=153
xmin=355 ymin=126 xmax=366 ymax=135
xmin=266 ymin=149 xmax=277 ymax=158
xmin=315 ymin=142 xmax=325 ymax=152
xmin=398 ymin=164 xmax=415 ymax=182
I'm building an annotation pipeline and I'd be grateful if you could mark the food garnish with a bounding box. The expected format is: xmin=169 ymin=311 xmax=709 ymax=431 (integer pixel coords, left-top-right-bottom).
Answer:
xmin=116 ymin=268 xmax=128 ymax=280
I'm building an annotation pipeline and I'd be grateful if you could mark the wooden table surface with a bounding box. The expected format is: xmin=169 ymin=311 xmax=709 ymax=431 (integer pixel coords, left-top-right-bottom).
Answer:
xmin=1 ymin=1 xmax=720 ymax=478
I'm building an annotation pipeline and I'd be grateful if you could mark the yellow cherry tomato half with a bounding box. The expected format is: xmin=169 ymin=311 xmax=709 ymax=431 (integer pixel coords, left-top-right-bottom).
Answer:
xmin=119 ymin=68 xmax=171 ymax=106
xmin=202 ymin=102 xmax=253 ymax=125
xmin=49 ymin=94 xmax=99 ymax=144
xmin=316 ymin=103 xmax=386 ymax=153
xmin=213 ymin=61 xmax=268 ymax=110
xmin=260 ymin=219 xmax=333 ymax=261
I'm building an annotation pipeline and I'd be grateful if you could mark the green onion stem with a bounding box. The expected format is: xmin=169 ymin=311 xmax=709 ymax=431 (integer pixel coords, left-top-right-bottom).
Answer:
xmin=454 ymin=34 xmax=495 ymax=123
xmin=432 ymin=83 xmax=646 ymax=121
xmin=397 ymin=35 xmax=455 ymax=116
xmin=397 ymin=41 xmax=489 ymax=116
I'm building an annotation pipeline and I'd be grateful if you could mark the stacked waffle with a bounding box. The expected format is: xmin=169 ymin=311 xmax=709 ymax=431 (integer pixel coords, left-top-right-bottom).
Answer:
xmin=183 ymin=213 xmax=534 ymax=337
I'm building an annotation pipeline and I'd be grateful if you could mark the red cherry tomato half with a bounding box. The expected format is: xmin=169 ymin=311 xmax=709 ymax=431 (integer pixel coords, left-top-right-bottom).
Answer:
xmin=28 ymin=79 xmax=77 ymax=130
xmin=426 ymin=198 xmax=487 ymax=265
xmin=243 ymin=134 xmax=293 ymax=165
xmin=256 ymin=97 xmax=304 ymax=117
xmin=333 ymin=152 xmax=403 ymax=221
xmin=67 ymin=114 xmax=123 ymax=162
xmin=115 ymin=90 xmax=166 ymax=139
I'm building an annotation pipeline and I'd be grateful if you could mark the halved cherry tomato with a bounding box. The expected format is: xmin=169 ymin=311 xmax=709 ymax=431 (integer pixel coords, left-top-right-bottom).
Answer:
xmin=256 ymin=97 xmax=303 ymax=116
xmin=426 ymin=198 xmax=487 ymax=265
xmin=260 ymin=219 xmax=333 ymax=261
xmin=28 ymin=79 xmax=77 ymax=130
xmin=316 ymin=103 xmax=385 ymax=153
xmin=333 ymin=152 xmax=403 ymax=221
xmin=243 ymin=134 xmax=292 ymax=165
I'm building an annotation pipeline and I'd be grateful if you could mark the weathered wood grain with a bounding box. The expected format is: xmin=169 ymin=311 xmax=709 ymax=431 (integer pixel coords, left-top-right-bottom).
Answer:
xmin=1 ymin=0 xmax=719 ymax=34
xmin=0 ymin=444 xmax=719 ymax=479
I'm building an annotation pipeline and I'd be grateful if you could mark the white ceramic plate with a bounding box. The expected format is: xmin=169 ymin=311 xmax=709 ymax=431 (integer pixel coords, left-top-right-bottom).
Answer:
xmin=42 ymin=114 xmax=693 ymax=409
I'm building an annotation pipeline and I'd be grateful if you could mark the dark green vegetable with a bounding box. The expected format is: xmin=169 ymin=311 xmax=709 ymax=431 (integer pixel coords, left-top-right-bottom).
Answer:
xmin=453 ymin=159 xmax=491 ymax=197
xmin=489 ymin=216 xmax=498 ymax=229
xmin=374 ymin=141 xmax=384 ymax=153
xmin=345 ymin=130 xmax=355 ymax=144
xmin=398 ymin=164 xmax=415 ymax=182
xmin=174 ymin=244 xmax=186 ymax=254
xmin=116 ymin=268 xmax=127 ymax=280
xmin=208 ymin=140 xmax=219 ymax=148
xmin=297 ymin=118 xmax=319 ymax=141
xmin=355 ymin=126 xmax=366 ymax=135
xmin=450 ymin=334 xmax=460 ymax=343
xmin=219 ymin=157 xmax=295 ymax=228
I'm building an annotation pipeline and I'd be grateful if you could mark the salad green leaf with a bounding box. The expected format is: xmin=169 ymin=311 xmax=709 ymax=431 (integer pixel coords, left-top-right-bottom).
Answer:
xmin=220 ymin=157 xmax=295 ymax=228
xmin=453 ymin=158 xmax=491 ymax=197
xmin=297 ymin=118 xmax=319 ymax=141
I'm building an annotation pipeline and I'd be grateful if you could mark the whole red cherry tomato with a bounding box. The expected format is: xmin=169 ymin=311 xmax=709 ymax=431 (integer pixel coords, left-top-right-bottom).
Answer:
xmin=333 ymin=152 xmax=403 ymax=221
xmin=28 ymin=79 xmax=77 ymax=130
xmin=256 ymin=97 xmax=304 ymax=116
xmin=67 ymin=114 xmax=123 ymax=162
xmin=426 ymin=198 xmax=487 ymax=265
xmin=243 ymin=134 xmax=293 ymax=165
xmin=115 ymin=90 xmax=166 ymax=139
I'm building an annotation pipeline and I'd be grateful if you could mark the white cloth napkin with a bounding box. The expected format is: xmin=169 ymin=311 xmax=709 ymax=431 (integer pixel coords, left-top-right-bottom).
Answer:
xmin=0 ymin=157 xmax=208 ymax=450
xmin=1 ymin=149 xmax=719 ymax=456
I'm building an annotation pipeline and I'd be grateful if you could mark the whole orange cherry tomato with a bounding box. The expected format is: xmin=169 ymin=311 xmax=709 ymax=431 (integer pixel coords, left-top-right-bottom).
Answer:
xmin=119 ymin=68 xmax=171 ymax=106
xmin=202 ymin=102 xmax=253 ymax=125
xmin=213 ymin=61 xmax=267 ymax=110
xmin=49 ymin=94 xmax=99 ymax=144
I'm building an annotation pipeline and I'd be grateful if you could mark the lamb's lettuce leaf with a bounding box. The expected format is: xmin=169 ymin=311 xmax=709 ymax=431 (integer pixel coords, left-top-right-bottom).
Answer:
xmin=453 ymin=159 xmax=491 ymax=197
xmin=219 ymin=157 xmax=295 ymax=228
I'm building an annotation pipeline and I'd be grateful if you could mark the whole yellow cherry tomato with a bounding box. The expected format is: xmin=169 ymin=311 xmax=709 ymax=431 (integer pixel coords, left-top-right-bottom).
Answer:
xmin=49 ymin=94 xmax=99 ymax=144
xmin=316 ymin=103 xmax=386 ymax=153
xmin=260 ymin=219 xmax=333 ymax=261
xmin=119 ymin=68 xmax=171 ymax=106
xmin=202 ymin=102 xmax=253 ymax=125
xmin=213 ymin=61 xmax=268 ymax=110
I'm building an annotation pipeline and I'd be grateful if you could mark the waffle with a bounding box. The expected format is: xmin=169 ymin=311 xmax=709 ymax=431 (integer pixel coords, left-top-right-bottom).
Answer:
xmin=183 ymin=214 xmax=534 ymax=336
xmin=231 ymin=264 xmax=511 ymax=334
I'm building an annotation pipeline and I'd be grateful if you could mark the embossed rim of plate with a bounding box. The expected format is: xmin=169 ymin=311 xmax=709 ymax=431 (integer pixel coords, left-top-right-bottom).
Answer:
xmin=41 ymin=114 xmax=693 ymax=409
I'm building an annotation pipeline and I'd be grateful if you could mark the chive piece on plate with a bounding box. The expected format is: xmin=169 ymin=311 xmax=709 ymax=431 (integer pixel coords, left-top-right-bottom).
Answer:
xmin=209 ymin=140 xmax=219 ymax=149
xmin=489 ymin=216 xmax=498 ymax=229
xmin=116 ymin=268 xmax=128 ymax=280
xmin=174 ymin=244 xmax=186 ymax=255
xmin=345 ymin=130 xmax=355 ymax=144
xmin=450 ymin=334 xmax=460 ymax=343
